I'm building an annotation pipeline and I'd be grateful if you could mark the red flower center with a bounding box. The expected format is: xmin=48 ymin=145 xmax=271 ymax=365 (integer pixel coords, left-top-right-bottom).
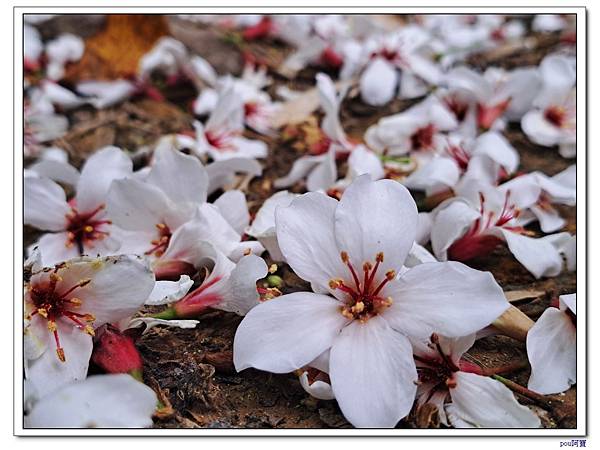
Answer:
xmin=205 ymin=130 xmax=236 ymax=151
xmin=544 ymin=106 xmax=567 ymax=128
xmin=329 ymin=251 xmax=395 ymax=321
xmin=446 ymin=143 xmax=471 ymax=171
xmin=415 ymin=334 xmax=460 ymax=391
xmin=27 ymin=270 xmax=95 ymax=362
xmin=410 ymin=124 xmax=436 ymax=151
xmin=65 ymin=204 xmax=112 ymax=252
xmin=448 ymin=190 xmax=524 ymax=262
xmin=444 ymin=95 xmax=469 ymax=123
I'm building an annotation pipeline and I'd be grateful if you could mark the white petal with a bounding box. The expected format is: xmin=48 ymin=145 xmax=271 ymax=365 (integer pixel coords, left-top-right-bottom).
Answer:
xmin=76 ymin=146 xmax=132 ymax=212
xmin=306 ymin=147 xmax=337 ymax=192
xmin=208 ymin=253 xmax=268 ymax=316
xmin=127 ymin=317 xmax=199 ymax=334
xmin=60 ymin=255 xmax=155 ymax=326
xmin=299 ymin=372 xmax=335 ymax=400
xmin=335 ymin=175 xmax=418 ymax=274
xmin=159 ymin=220 xmax=215 ymax=266
xmin=552 ymin=164 xmax=576 ymax=189
xmin=206 ymin=157 xmax=262 ymax=195
xmin=347 ymin=145 xmax=385 ymax=180
xmin=27 ymin=159 xmax=80 ymax=186
xmin=145 ymin=275 xmax=194 ymax=306
xmin=276 ymin=192 xmax=346 ymax=290
xmin=329 ymin=316 xmax=417 ymax=428
xmin=26 ymin=319 xmax=93 ymax=397
xmin=559 ymin=293 xmax=576 ymax=315
xmin=77 ymin=80 xmax=137 ymax=109
xmin=497 ymin=174 xmax=542 ymax=209
xmin=473 ymin=131 xmax=519 ymax=174
xmin=147 ymin=143 xmax=209 ymax=205
xmin=416 ymin=212 xmax=432 ymax=245
xmin=500 ymin=229 xmax=564 ymax=279
xmin=214 ymin=190 xmax=250 ymax=235
xmin=316 ymin=72 xmax=347 ymax=144
xmin=527 ymin=307 xmax=576 ymax=394
xmin=384 ymin=261 xmax=509 ymax=339
xmin=274 ymin=154 xmax=327 ymax=189
xmin=247 ymin=191 xmax=299 ymax=262
xmin=431 ymin=199 xmax=480 ymax=260
xmin=360 ymin=58 xmax=398 ymax=106
xmin=405 ymin=243 xmax=437 ymax=268
xmin=33 ymin=232 xmax=80 ymax=266
xmin=449 ymin=372 xmax=541 ymax=428
xmin=26 ymin=374 xmax=157 ymax=428
xmin=107 ymin=178 xmax=176 ymax=232
xmin=521 ymin=110 xmax=563 ymax=147
xmin=530 ymin=204 xmax=566 ymax=233
xmin=25 ymin=177 xmax=69 ymax=230
xmin=247 ymin=190 xmax=299 ymax=236
xmin=233 ymin=292 xmax=348 ymax=373
xmin=403 ymin=157 xmax=460 ymax=196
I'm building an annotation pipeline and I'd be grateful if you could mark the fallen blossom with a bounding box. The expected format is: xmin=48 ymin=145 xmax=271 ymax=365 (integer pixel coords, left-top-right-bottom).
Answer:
xmin=234 ymin=175 xmax=509 ymax=427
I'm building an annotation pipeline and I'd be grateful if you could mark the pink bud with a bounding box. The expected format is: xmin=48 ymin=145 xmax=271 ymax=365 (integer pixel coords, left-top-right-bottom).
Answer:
xmin=92 ymin=326 xmax=143 ymax=377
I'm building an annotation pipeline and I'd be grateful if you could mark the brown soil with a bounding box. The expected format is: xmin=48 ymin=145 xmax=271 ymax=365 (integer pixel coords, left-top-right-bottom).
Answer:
xmin=26 ymin=15 xmax=577 ymax=429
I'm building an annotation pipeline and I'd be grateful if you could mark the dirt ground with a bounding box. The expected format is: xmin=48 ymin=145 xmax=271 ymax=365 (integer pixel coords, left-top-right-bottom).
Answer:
xmin=26 ymin=15 xmax=577 ymax=429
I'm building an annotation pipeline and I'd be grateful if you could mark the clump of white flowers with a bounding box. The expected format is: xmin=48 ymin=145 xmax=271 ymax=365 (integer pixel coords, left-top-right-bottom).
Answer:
xmin=22 ymin=12 xmax=577 ymax=430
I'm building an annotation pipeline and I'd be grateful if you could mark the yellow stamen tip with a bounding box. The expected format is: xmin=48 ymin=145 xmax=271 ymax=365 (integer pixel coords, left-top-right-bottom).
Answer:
xmin=56 ymin=348 xmax=66 ymax=362
xmin=84 ymin=225 xmax=94 ymax=233
xmin=38 ymin=308 xmax=48 ymax=318
xmin=363 ymin=262 xmax=373 ymax=272
xmin=78 ymin=278 xmax=92 ymax=287
xmin=385 ymin=270 xmax=396 ymax=280
xmin=47 ymin=321 xmax=57 ymax=332
xmin=243 ymin=248 xmax=252 ymax=256
xmin=268 ymin=264 xmax=278 ymax=274
xmin=351 ymin=301 xmax=365 ymax=314
xmin=84 ymin=325 xmax=95 ymax=336
xmin=376 ymin=252 xmax=384 ymax=262
xmin=329 ymin=279 xmax=341 ymax=290
xmin=49 ymin=273 xmax=63 ymax=282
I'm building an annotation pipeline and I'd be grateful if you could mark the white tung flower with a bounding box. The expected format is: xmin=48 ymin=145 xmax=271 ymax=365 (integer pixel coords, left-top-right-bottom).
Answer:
xmin=24 ymin=252 xmax=155 ymax=396
xmin=414 ymin=333 xmax=540 ymax=428
xmin=521 ymin=54 xmax=576 ymax=159
xmin=233 ymin=175 xmax=509 ymax=428
xmin=25 ymin=146 xmax=133 ymax=266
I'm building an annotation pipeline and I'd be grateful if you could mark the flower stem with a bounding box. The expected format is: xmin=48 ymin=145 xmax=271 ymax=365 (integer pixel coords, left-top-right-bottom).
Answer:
xmin=480 ymin=359 xmax=530 ymax=376
xmin=491 ymin=375 xmax=552 ymax=408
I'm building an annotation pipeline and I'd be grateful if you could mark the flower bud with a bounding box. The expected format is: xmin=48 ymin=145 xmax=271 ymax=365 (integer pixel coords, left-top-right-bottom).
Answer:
xmin=92 ymin=326 xmax=143 ymax=379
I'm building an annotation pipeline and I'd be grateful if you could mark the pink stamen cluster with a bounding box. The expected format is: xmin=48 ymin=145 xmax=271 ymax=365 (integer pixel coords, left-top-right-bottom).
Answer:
xmin=205 ymin=130 xmax=237 ymax=152
xmin=445 ymin=143 xmax=471 ymax=171
xmin=329 ymin=251 xmax=395 ymax=321
xmin=448 ymin=190 xmax=523 ymax=262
